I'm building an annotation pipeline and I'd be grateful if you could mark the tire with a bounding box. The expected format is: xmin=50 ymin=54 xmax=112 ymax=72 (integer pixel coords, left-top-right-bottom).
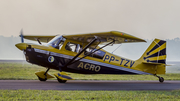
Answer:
xmin=56 ymin=77 xmax=67 ymax=83
xmin=159 ymin=77 xmax=164 ymax=83
xmin=38 ymin=76 xmax=47 ymax=81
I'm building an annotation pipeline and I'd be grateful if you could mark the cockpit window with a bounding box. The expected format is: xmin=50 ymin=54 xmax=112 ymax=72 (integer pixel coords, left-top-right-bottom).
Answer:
xmin=65 ymin=42 xmax=82 ymax=53
xmin=84 ymin=47 xmax=105 ymax=59
xmin=48 ymin=35 xmax=66 ymax=49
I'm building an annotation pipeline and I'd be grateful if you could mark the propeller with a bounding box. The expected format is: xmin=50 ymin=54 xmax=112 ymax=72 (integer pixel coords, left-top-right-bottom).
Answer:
xmin=20 ymin=29 xmax=26 ymax=65
xmin=20 ymin=29 xmax=24 ymax=43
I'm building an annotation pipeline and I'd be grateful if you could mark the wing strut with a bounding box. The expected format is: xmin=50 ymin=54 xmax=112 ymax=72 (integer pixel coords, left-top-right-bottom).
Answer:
xmin=70 ymin=39 xmax=115 ymax=65
xmin=35 ymin=38 xmax=42 ymax=45
xmin=62 ymin=36 xmax=98 ymax=68
xmin=55 ymin=37 xmax=114 ymax=81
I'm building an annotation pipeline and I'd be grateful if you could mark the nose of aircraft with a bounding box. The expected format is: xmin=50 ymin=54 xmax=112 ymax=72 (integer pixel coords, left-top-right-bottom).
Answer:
xmin=15 ymin=43 xmax=27 ymax=51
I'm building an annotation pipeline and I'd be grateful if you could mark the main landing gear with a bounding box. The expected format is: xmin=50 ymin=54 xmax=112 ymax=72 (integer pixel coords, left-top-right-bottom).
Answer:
xmin=154 ymin=74 xmax=164 ymax=83
xmin=35 ymin=68 xmax=73 ymax=83
xmin=35 ymin=68 xmax=54 ymax=82
xmin=53 ymin=66 xmax=74 ymax=83
xmin=54 ymin=72 xmax=74 ymax=83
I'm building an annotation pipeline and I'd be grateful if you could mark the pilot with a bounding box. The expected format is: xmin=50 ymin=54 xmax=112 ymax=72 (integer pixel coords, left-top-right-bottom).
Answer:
xmin=65 ymin=44 xmax=72 ymax=51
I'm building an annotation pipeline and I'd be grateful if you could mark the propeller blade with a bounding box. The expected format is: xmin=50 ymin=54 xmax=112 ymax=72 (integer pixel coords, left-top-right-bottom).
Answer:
xmin=20 ymin=29 xmax=24 ymax=43
xmin=22 ymin=50 xmax=25 ymax=66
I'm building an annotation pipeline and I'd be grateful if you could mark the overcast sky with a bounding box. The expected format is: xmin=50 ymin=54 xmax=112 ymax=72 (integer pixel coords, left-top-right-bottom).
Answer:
xmin=0 ymin=0 xmax=180 ymax=39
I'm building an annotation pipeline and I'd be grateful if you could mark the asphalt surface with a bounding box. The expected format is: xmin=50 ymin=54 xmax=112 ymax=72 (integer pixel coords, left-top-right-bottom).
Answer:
xmin=0 ymin=80 xmax=180 ymax=90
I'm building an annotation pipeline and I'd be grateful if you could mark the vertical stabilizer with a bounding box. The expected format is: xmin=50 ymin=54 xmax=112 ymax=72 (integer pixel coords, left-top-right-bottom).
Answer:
xmin=139 ymin=39 xmax=166 ymax=64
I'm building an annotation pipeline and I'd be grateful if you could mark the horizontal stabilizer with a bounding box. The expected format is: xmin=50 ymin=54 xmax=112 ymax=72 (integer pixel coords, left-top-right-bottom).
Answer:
xmin=142 ymin=62 xmax=165 ymax=65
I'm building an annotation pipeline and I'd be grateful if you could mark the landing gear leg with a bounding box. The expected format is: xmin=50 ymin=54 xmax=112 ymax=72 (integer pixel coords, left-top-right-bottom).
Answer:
xmin=44 ymin=68 xmax=50 ymax=79
xmin=154 ymin=74 xmax=164 ymax=83
xmin=37 ymin=68 xmax=50 ymax=81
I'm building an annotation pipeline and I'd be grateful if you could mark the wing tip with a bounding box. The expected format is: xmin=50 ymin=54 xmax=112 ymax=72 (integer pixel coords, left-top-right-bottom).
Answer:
xmin=111 ymin=31 xmax=146 ymax=42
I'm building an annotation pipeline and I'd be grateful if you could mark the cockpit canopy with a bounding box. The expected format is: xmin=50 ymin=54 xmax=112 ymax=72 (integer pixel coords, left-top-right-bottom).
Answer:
xmin=47 ymin=35 xmax=105 ymax=59
xmin=48 ymin=35 xmax=66 ymax=49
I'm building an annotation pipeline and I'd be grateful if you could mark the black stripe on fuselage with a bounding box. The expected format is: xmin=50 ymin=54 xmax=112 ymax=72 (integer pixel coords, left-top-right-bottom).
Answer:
xmin=25 ymin=48 xmax=151 ymax=75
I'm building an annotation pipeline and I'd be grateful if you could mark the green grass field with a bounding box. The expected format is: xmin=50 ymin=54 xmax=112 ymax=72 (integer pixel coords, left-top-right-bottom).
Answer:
xmin=0 ymin=62 xmax=180 ymax=81
xmin=0 ymin=90 xmax=180 ymax=100
xmin=0 ymin=62 xmax=180 ymax=100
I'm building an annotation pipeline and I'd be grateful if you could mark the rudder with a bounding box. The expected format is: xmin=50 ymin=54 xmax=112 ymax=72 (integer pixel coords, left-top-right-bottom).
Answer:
xmin=139 ymin=39 xmax=166 ymax=64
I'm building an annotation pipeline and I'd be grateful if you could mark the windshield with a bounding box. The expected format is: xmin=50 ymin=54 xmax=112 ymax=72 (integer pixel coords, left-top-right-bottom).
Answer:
xmin=48 ymin=35 xmax=66 ymax=49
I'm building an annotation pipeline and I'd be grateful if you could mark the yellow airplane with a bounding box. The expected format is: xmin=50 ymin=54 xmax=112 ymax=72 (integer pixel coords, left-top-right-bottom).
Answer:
xmin=15 ymin=31 xmax=166 ymax=83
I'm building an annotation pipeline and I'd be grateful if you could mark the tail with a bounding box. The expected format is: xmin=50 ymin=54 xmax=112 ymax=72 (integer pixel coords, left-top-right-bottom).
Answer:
xmin=139 ymin=39 xmax=166 ymax=64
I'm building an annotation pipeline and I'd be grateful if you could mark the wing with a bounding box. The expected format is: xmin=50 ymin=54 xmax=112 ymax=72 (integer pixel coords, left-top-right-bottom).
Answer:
xmin=22 ymin=35 xmax=55 ymax=43
xmin=63 ymin=31 xmax=146 ymax=44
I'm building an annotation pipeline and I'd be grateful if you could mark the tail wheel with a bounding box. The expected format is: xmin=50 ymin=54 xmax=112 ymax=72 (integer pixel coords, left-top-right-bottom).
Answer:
xmin=38 ymin=76 xmax=47 ymax=81
xmin=159 ymin=77 xmax=164 ymax=83
xmin=154 ymin=75 xmax=164 ymax=83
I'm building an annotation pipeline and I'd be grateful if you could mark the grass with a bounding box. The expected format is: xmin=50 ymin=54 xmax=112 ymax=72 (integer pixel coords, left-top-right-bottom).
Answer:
xmin=0 ymin=62 xmax=180 ymax=100
xmin=0 ymin=62 xmax=180 ymax=80
xmin=0 ymin=90 xmax=180 ymax=100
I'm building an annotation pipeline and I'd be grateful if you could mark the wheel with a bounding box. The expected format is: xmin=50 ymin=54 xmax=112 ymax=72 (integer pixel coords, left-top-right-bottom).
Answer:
xmin=56 ymin=77 xmax=67 ymax=83
xmin=38 ymin=76 xmax=47 ymax=81
xmin=159 ymin=77 xmax=164 ymax=83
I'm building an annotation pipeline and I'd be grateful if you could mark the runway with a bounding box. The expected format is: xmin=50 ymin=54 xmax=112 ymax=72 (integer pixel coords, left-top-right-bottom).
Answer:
xmin=0 ymin=80 xmax=180 ymax=90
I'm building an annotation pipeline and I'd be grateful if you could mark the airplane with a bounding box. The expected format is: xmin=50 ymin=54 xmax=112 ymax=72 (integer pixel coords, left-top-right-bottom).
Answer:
xmin=15 ymin=31 xmax=166 ymax=83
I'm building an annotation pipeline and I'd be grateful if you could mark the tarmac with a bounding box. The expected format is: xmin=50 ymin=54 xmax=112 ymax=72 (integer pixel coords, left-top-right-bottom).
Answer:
xmin=0 ymin=80 xmax=180 ymax=90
